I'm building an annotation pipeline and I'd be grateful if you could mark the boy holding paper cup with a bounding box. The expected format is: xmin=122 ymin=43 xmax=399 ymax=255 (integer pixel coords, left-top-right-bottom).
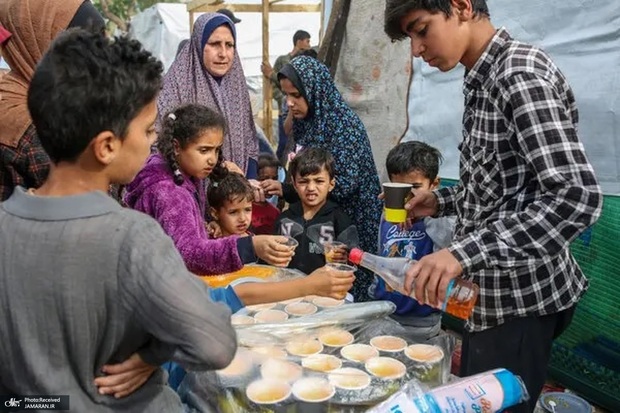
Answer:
xmin=369 ymin=141 xmax=454 ymax=341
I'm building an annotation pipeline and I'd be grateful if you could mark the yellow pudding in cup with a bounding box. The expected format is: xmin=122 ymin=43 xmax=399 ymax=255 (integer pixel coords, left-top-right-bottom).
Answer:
xmin=302 ymin=354 xmax=342 ymax=372
xmin=340 ymin=344 xmax=379 ymax=363
xmin=365 ymin=356 xmax=407 ymax=380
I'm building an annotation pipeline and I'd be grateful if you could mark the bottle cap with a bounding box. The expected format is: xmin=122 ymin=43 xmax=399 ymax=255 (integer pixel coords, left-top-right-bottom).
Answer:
xmin=348 ymin=248 xmax=364 ymax=265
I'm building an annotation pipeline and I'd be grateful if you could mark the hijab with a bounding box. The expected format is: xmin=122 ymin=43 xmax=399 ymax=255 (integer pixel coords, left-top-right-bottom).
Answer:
xmin=0 ymin=0 xmax=102 ymax=148
xmin=158 ymin=13 xmax=258 ymax=176
xmin=278 ymin=56 xmax=367 ymax=149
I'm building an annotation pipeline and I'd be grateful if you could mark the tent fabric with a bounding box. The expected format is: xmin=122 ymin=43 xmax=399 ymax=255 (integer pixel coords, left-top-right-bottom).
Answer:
xmin=404 ymin=0 xmax=620 ymax=195
xmin=331 ymin=0 xmax=411 ymax=182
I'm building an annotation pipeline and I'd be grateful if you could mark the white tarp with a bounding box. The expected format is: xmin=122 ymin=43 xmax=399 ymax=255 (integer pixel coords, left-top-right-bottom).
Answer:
xmin=405 ymin=0 xmax=620 ymax=194
xmin=129 ymin=2 xmax=321 ymax=75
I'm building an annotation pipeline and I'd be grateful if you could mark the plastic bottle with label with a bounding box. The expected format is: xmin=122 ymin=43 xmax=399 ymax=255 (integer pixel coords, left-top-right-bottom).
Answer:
xmin=348 ymin=248 xmax=479 ymax=320
xmin=369 ymin=368 xmax=529 ymax=413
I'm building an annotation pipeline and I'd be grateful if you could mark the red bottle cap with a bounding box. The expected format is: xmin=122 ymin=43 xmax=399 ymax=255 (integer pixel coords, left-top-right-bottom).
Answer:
xmin=348 ymin=248 xmax=364 ymax=265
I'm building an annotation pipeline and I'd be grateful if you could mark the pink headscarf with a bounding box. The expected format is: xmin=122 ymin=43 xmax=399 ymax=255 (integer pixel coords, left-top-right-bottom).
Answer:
xmin=158 ymin=13 xmax=258 ymax=175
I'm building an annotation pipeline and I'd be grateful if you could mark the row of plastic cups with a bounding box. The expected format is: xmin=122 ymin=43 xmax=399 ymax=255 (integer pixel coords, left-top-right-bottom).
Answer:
xmin=247 ymin=356 xmax=408 ymax=407
xmin=232 ymin=296 xmax=346 ymax=326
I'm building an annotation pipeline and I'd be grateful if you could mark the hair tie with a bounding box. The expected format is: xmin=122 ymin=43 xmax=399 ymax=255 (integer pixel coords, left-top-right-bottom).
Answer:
xmin=168 ymin=113 xmax=177 ymax=121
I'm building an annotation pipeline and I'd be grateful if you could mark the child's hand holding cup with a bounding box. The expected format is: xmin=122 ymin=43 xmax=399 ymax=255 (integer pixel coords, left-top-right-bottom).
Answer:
xmin=311 ymin=263 xmax=356 ymax=300
xmin=324 ymin=241 xmax=348 ymax=264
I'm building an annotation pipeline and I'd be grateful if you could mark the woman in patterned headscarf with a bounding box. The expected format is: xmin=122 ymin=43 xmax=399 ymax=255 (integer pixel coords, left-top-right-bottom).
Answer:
xmin=277 ymin=56 xmax=383 ymax=301
xmin=158 ymin=13 xmax=259 ymax=178
xmin=0 ymin=0 xmax=104 ymax=201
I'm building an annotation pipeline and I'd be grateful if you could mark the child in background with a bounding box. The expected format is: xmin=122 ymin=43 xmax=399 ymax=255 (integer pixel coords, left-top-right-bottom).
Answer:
xmin=252 ymin=153 xmax=282 ymax=234
xmin=208 ymin=172 xmax=255 ymax=237
xmin=370 ymin=141 xmax=454 ymax=341
xmin=275 ymin=147 xmax=359 ymax=276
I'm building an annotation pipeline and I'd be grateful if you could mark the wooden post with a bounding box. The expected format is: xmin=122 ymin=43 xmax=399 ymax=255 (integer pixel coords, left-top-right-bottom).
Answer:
xmin=262 ymin=0 xmax=273 ymax=143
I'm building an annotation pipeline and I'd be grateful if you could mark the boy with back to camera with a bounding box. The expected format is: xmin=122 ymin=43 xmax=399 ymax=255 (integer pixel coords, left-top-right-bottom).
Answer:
xmin=0 ymin=29 xmax=237 ymax=411
xmin=384 ymin=1 xmax=603 ymax=410
xmin=369 ymin=141 xmax=454 ymax=341
xmin=274 ymin=147 xmax=359 ymax=277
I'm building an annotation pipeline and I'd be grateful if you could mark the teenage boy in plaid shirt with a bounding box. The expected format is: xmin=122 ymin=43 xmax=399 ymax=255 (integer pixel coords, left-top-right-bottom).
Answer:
xmin=384 ymin=1 xmax=603 ymax=411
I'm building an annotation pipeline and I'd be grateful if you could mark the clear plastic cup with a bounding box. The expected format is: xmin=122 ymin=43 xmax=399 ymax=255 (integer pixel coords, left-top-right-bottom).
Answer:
xmin=324 ymin=241 xmax=348 ymax=263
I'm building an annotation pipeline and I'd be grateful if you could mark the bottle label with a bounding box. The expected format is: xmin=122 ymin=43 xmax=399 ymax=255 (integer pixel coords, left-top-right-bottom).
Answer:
xmin=425 ymin=373 xmax=511 ymax=412
xmin=382 ymin=393 xmax=420 ymax=413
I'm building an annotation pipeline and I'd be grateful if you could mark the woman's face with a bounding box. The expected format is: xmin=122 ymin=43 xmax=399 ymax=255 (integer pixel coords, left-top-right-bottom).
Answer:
xmin=202 ymin=25 xmax=235 ymax=77
xmin=280 ymin=78 xmax=309 ymax=119
xmin=176 ymin=128 xmax=224 ymax=180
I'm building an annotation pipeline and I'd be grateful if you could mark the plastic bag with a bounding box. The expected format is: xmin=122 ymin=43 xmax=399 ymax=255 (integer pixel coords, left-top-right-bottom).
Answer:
xmin=368 ymin=368 xmax=529 ymax=413
xmin=178 ymin=301 xmax=456 ymax=412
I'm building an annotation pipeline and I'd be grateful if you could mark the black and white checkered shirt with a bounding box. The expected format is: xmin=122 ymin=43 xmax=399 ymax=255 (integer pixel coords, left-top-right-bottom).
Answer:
xmin=435 ymin=28 xmax=603 ymax=332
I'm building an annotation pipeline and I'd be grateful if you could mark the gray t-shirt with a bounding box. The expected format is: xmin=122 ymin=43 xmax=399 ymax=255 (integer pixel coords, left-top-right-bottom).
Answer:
xmin=0 ymin=187 xmax=237 ymax=412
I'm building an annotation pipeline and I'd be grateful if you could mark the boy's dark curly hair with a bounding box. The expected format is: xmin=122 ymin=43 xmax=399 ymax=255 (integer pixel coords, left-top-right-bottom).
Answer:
xmin=157 ymin=104 xmax=228 ymax=185
xmin=28 ymin=29 xmax=163 ymax=163
xmin=207 ymin=172 xmax=254 ymax=211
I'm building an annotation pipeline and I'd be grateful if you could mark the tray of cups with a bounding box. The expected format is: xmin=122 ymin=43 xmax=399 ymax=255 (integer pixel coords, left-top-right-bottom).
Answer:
xmin=213 ymin=329 xmax=449 ymax=411
xmin=231 ymin=295 xmax=348 ymax=327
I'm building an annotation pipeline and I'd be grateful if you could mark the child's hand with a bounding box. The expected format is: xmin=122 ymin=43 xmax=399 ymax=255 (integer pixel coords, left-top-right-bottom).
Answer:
xmin=223 ymin=161 xmax=244 ymax=175
xmin=248 ymin=179 xmax=266 ymax=203
xmin=94 ymin=353 xmax=156 ymax=399
xmin=307 ymin=266 xmax=355 ymax=300
xmin=206 ymin=221 xmax=222 ymax=238
xmin=260 ymin=179 xmax=283 ymax=197
xmin=252 ymin=235 xmax=295 ymax=266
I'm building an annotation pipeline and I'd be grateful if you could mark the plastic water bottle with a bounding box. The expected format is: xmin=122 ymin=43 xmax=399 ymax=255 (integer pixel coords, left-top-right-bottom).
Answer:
xmin=369 ymin=368 xmax=529 ymax=413
xmin=348 ymin=248 xmax=479 ymax=320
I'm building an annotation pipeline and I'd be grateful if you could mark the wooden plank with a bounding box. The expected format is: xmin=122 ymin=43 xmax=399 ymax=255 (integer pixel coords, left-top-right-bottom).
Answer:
xmin=190 ymin=4 xmax=321 ymax=13
xmin=318 ymin=0 xmax=349 ymax=77
xmin=187 ymin=0 xmax=222 ymax=12
xmin=262 ymin=0 xmax=273 ymax=142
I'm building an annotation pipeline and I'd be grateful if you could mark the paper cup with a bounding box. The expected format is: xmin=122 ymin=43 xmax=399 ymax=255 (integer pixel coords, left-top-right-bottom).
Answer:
xmin=302 ymin=354 xmax=343 ymax=373
xmin=340 ymin=344 xmax=379 ymax=363
xmin=231 ymin=314 xmax=255 ymax=326
xmin=217 ymin=348 xmax=254 ymax=378
xmin=246 ymin=378 xmax=291 ymax=405
xmin=261 ymin=358 xmax=303 ymax=383
xmin=328 ymin=367 xmax=371 ymax=391
xmin=404 ymin=344 xmax=445 ymax=387
xmin=292 ymin=377 xmax=335 ymax=403
xmin=382 ymin=182 xmax=413 ymax=223
xmin=286 ymin=338 xmax=323 ymax=357
xmin=279 ymin=297 xmax=304 ymax=305
xmin=284 ymin=302 xmax=318 ymax=317
xmin=250 ymin=346 xmax=288 ymax=363
xmin=312 ymin=296 xmax=345 ymax=308
xmin=324 ymin=241 xmax=348 ymax=264
xmin=246 ymin=302 xmax=278 ymax=312
xmin=254 ymin=309 xmax=289 ymax=324
xmin=369 ymin=335 xmax=407 ymax=353
xmin=365 ymin=357 xmax=407 ymax=380
xmin=318 ymin=329 xmax=354 ymax=349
